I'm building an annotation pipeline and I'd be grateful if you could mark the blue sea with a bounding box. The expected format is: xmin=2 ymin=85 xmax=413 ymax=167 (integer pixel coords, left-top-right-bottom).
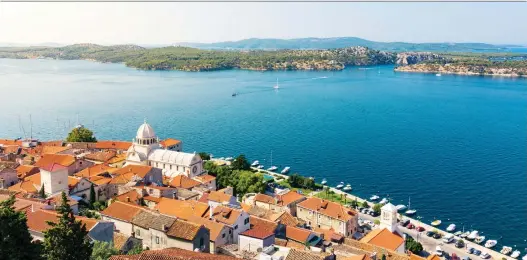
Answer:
xmin=1 ymin=59 xmax=526 ymax=251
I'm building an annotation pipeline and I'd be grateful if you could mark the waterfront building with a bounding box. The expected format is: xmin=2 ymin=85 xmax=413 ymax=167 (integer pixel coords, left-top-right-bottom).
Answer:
xmin=379 ymin=203 xmax=402 ymax=236
xmin=360 ymin=228 xmax=405 ymax=254
xmin=109 ymin=248 xmax=237 ymax=260
xmin=159 ymin=138 xmax=183 ymax=151
xmin=125 ymin=121 xmax=205 ymax=179
xmin=296 ymin=197 xmax=359 ymax=237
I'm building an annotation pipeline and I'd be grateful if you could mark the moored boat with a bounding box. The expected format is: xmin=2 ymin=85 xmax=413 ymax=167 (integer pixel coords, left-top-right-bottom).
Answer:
xmin=460 ymin=231 xmax=470 ymax=238
xmin=280 ymin=167 xmax=290 ymax=174
xmin=475 ymin=236 xmax=485 ymax=244
xmin=321 ymin=178 xmax=327 ymax=185
xmin=225 ymin=157 xmax=234 ymax=161
xmin=500 ymin=246 xmax=512 ymax=255
xmin=343 ymin=184 xmax=352 ymax=191
xmin=446 ymin=224 xmax=456 ymax=232
xmin=484 ymin=240 xmax=497 ymax=248
xmin=257 ymin=165 xmax=264 ymax=169
xmin=405 ymin=196 xmax=417 ymax=215
xmin=431 ymin=220 xmax=442 ymax=227
xmin=370 ymin=195 xmax=379 ymax=201
xmin=467 ymin=230 xmax=479 ymax=240
xmin=454 ymin=231 xmax=463 ymax=236
xmin=511 ymin=250 xmax=521 ymax=259
xmin=267 ymin=166 xmax=278 ymax=171
xmin=336 ymin=182 xmax=344 ymax=189
xmin=251 ymin=160 xmax=260 ymax=167
xmin=379 ymin=198 xmax=388 ymax=204
xmin=396 ymin=205 xmax=407 ymax=211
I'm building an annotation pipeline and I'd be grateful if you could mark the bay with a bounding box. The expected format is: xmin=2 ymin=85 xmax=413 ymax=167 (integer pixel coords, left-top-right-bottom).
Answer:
xmin=0 ymin=58 xmax=526 ymax=250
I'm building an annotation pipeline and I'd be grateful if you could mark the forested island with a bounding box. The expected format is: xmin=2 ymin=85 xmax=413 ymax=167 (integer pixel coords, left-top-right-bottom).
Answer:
xmin=0 ymin=43 xmax=526 ymax=77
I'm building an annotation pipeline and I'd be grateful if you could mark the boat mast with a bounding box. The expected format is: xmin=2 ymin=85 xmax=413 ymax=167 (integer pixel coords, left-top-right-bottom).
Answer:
xmin=29 ymin=114 xmax=33 ymax=140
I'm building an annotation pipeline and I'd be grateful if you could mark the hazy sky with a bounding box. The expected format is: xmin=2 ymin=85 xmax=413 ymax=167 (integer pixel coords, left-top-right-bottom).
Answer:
xmin=1 ymin=2 xmax=526 ymax=45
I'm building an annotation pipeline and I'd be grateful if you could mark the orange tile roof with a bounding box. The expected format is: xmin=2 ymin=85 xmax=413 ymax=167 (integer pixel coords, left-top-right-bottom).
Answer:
xmin=84 ymin=150 xmax=117 ymax=162
xmin=0 ymin=139 xmax=22 ymax=146
xmin=16 ymin=165 xmax=40 ymax=179
xmin=155 ymin=198 xmax=209 ymax=220
xmin=313 ymin=227 xmax=344 ymax=242
xmin=274 ymin=211 xmax=299 ymax=226
xmin=426 ymin=255 xmax=440 ymax=260
xmin=159 ymin=138 xmax=181 ymax=148
xmin=113 ymin=232 xmax=131 ymax=251
xmin=88 ymin=175 xmax=112 ymax=185
xmin=40 ymin=163 xmax=68 ymax=172
xmin=35 ymin=154 xmax=76 ymax=168
xmin=250 ymin=216 xmax=278 ymax=231
xmin=101 ymin=201 xmax=144 ymax=222
xmin=41 ymin=146 xmax=70 ymax=155
xmin=113 ymin=165 xmax=152 ymax=179
xmin=75 ymin=164 xmax=116 ymax=178
xmin=166 ymin=219 xmax=203 ymax=241
xmin=95 ymin=141 xmax=132 ymax=150
xmin=109 ymin=248 xmax=236 ymax=260
xmin=26 ymin=209 xmax=97 ymax=233
xmin=285 ymin=249 xmax=331 ymax=260
xmin=143 ymin=195 xmax=161 ymax=203
xmin=241 ymin=228 xmax=274 ymax=239
xmin=255 ymin=194 xmax=276 ymax=204
xmin=298 ymin=197 xmax=356 ymax=221
xmin=168 ymin=175 xmax=201 ymax=189
xmin=286 ymin=225 xmax=316 ymax=243
xmin=114 ymin=190 xmax=142 ymax=205
xmin=194 ymin=174 xmax=216 ymax=183
xmin=107 ymin=153 xmax=127 ymax=164
xmin=1 ymin=145 xmax=21 ymax=154
xmin=211 ymin=205 xmax=242 ymax=226
xmin=188 ymin=215 xmax=226 ymax=241
xmin=68 ymin=176 xmax=81 ymax=188
xmin=9 ymin=173 xmax=41 ymax=193
xmin=360 ymin=228 xmax=404 ymax=251
xmin=277 ymin=191 xmax=306 ymax=206
xmin=207 ymin=190 xmax=234 ymax=203
xmin=39 ymin=141 xmax=63 ymax=147
xmin=340 ymin=255 xmax=371 ymax=260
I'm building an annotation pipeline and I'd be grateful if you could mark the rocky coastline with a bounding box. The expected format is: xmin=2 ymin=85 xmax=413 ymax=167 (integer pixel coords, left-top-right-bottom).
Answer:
xmin=395 ymin=63 xmax=527 ymax=77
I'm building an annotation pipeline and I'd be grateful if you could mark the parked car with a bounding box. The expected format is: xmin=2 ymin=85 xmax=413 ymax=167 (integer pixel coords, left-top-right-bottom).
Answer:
xmin=451 ymin=253 xmax=460 ymax=260
xmin=426 ymin=231 xmax=435 ymax=237
xmin=435 ymin=246 xmax=443 ymax=256
xmin=462 ymin=257 xmax=471 ymax=260
xmin=407 ymin=223 xmax=415 ymax=229
xmin=416 ymin=226 xmax=425 ymax=232
xmin=455 ymin=239 xmax=465 ymax=248
xmin=443 ymin=234 xmax=454 ymax=243
xmin=433 ymin=232 xmax=442 ymax=239
xmin=473 ymin=250 xmax=482 ymax=256
xmin=400 ymin=219 xmax=410 ymax=227
xmin=466 ymin=247 xmax=475 ymax=254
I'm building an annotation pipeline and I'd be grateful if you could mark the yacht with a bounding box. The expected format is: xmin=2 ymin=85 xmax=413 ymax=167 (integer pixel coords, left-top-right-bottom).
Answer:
xmin=405 ymin=197 xmax=417 ymax=215
xmin=343 ymin=184 xmax=352 ymax=191
xmin=460 ymin=231 xmax=470 ymax=238
xmin=267 ymin=166 xmax=278 ymax=171
xmin=251 ymin=160 xmax=260 ymax=167
xmin=484 ymin=240 xmax=497 ymax=248
xmin=511 ymin=250 xmax=521 ymax=259
xmin=280 ymin=167 xmax=290 ymax=174
xmin=395 ymin=205 xmax=407 ymax=211
xmin=370 ymin=195 xmax=380 ymax=201
xmin=431 ymin=220 xmax=442 ymax=227
xmin=446 ymin=224 xmax=456 ymax=232
xmin=454 ymin=231 xmax=463 ymax=236
xmin=273 ymin=78 xmax=280 ymax=89
xmin=321 ymin=178 xmax=327 ymax=185
xmin=379 ymin=198 xmax=388 ymax=204
xmin=257 ymin=165 xmax=264 ymax=169
xmin=336 ymin=182 xmax=345 ymax=189
xmin=475 ymin=236 xmax=486 ymax=244
xmin=225 ymin=157 xmax=234 ymax=161
xmin=467 ymin=230 xmax=479 ymax=240
xmin=500 ymin=246 xmax=512 ymax=255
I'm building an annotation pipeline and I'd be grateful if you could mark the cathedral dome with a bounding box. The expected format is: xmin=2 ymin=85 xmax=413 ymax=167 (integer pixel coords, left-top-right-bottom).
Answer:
xmin=136 ymin=122 xmax=156 ymax=139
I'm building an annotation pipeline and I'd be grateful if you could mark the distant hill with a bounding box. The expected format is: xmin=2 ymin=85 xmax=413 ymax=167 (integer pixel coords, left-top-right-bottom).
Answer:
xmin=175 ymin=37 xmax=524 ymax=53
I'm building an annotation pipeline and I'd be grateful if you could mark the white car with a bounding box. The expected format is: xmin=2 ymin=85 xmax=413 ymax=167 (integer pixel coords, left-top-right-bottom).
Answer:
xmin=443 ymin=234 xmax=454 ymax=243
xmin=435 ymin=246 xmax=443 ymax=256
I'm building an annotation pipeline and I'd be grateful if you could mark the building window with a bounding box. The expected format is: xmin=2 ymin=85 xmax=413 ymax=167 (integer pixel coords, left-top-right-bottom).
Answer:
xmin=136 ymin=229 xmax=140 ymax=236
xmin=244 ymin=218 xmax=249 ymax=225
xmin=170 ymin=165 xmax=172 ymax=170
xmin=229 ymin=230 xmax=232 ymax=234
xmin=200 ymin=238 xmax=204 ymax=247
xmin=222 ymin=233 xmax=225 ymax=238
xmin=234 ymin=225 xmax=238 ymax=230
xmin=156 ymin=236 xmax=159 ymax=244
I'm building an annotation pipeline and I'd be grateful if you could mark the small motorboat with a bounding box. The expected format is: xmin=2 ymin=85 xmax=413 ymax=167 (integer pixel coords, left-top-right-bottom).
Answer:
xmin=370 ymin=195 xmax=379 ymax=201
xmin=405 ymin=209 xmax=417 ymax=215
xmin=431 ymin=220 xmax=442 ymax=227
xmin=396 ymin=205 xmax=407 ymax=211
xmin=446 ymin=224 xmax=456 ymax=232
xmin=501 ymin=246 xmax=512 ymax=255
xmin=511 ymin=250 xmax=521 ymax=259
xmin=460 ymin=231 xmax=470 ymax=238
xmin=484 ymin=240 xmax=497 ymax=248
xmin=379 ymin=198 xmax=388 ymax=204
xmin=321 ymin=178 xmax=327 ymax=185
xmin=257 ymin=165 xmax=264 ymax=169
xmin=225 ymin=157 xmax=234 ymax=161
xmin=267 ymin=166 xmax=278 ymax=171
xmin=467 ymin=230 xmax=479 ymax=240
xmin=436 ymin=73 xmax=442 ymax=77
xmin=336 ymin=182 xmax=344 ymax=189
xmin=343 ymin=184 xmax=352 ymax=191
xmin=453 ymin=231 xmax=463 ymax=236
xmin=280 ymin=167 xmax=290 ymax=174
xmin=475 ymin=236 xmax=486 ymax=244
xmin=231 ymin=92 xmax=237 ymax=97
xmin=251 ymin=160 xmax=260 ymax=167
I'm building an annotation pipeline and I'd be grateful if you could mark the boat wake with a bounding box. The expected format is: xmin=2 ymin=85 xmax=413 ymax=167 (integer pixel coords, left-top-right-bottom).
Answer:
xmin=311 ymin=76 xmax=329 ymax=80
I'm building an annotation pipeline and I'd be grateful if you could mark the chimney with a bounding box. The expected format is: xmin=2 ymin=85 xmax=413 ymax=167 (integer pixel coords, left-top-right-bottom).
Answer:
xmin=31 ymin=204 xmax=35 ymax=213
xmin=126 ymin=196 xmax=130 ymax=202
xmin=162 ymin=224 xmax=168 ymax=231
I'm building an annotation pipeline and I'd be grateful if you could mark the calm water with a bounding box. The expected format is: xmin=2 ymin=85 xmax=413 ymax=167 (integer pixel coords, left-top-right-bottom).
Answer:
xmin=1 ymin=59 xmax=526 ymax=250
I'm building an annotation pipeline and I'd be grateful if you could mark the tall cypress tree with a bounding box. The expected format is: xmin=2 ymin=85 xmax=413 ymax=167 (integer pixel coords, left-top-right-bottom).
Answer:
xmin=89 ymin=184 xmax=96 ymax=207
xmin=42 ymin=192 xmax=93 ymax=260
xmin=0 ymin=195 xmax=42 ymax=260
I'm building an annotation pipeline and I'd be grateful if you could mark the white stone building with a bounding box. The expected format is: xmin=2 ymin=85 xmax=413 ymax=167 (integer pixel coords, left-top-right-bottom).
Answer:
xmin=125 ymin=121 xmax=205 ymax=178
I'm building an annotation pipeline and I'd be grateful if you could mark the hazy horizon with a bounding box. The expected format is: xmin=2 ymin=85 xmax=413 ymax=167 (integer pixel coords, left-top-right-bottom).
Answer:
xmin=1 ymin=3 xmax=526 ymax=45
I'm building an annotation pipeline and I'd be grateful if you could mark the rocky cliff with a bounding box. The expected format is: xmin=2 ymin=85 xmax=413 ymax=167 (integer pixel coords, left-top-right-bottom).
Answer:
xmin=396 ymin=52 xmax=446 ymax=65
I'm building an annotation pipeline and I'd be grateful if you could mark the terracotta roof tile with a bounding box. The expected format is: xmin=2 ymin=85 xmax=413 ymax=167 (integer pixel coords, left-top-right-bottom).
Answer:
xmin=360 ymin=228 xmax=404 ymax=251
xmin=27 ymin=209 xmax=97 ymax=233
xmin=426 ymin=255 xmax=440 ymax=260
xmin=168 ymin=175 xmax=201 ymax=189
xmin=39 ymin=141 xmax=64 ymax=147
xmin=166 ymin=219 xmax=203 ymax=241
xmin=109 ymin=248 xmax=236 ymax=260
xmin=9 ymin=173 xmax=41 ymax=193
xmin=113 ymin=232 xmax=131 ymax=250
xmin=155 ymin=198 xmax=209 ymax=220
xmin=277 ymin=191 xmax=306 ymax=207
xmin=255 ymin=194 xmax=276 ymax=204
xmin=286 ymin=226 xmax=312 ymax=243
xmin=1 ymin=145 xmax=21 ymax=154
xmin=113 ymin=165 xmax=152 ymax=179
xmin=0 ymin=139 xmax=22 ymax=146
xmin=188 ymin=215 xmax=227 ymax=241
xmin=211 ymin=205 xmax=242 ymax=226
xmin=84 ymin=150 xmax=117 ymax=162
xmin=159 ymin=138 xmax=181 ymax=148
xmin=249 ymin=216 xmax=278 ymax=231
xmin=75 ymin=164 xmax=115 ymax=178
xmin=207 ymin=190 xmax=234 ymax=203
xmin=339 ymin=255 xmax=371 ymax=260
xmin=275 ymin=211 xmax=299 ymax=227
xmin=41 ymin=146 xmax=70 ymax=155
xmin=298 ymin=197 xmax=356 ymax=222
xmin=16 ymin=165 xmax=40 ymax=179
xmin=68 ymin=176 xmax=81 ymax=189
xmin=101 ymin=201 xmax=144 ymax=222
xmin=107 ymin=153 xmax=127 ymax=164
xmin=194 ymin=174 xmax=216 ymax=183
xmin=115 ymin=190 xmax=142 ymax=205
xmin=131 ymin=210 xmax=175 ymax=230
xmin=35 ymin=154 xmax=76 ymax=168
xmin=240 ymin=228 xmax=274 ymax=239
xmin=95 ymin=141 xmax=132 ymax=150
xmin=285 ymin=249 xmax=330 ymax=260
xmin=88 ymin=175 xmax=112 ymax=186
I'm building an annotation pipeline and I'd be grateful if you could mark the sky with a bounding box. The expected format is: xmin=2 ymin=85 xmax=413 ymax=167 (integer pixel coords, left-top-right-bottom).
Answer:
xmin=0 ymin=2 xmax=526 ymax=45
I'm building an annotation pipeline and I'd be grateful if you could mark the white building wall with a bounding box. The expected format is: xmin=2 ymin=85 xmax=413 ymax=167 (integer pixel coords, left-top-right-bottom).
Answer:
xmin=41 ymin=168 xmax=69 ymax=195
xmin=102 ymin=216 xmax=133 ymax=236
xmin=232 ymin=211 xmax=250 ymax=243
xmin=239 ymin=235 xmax=265 ymax=252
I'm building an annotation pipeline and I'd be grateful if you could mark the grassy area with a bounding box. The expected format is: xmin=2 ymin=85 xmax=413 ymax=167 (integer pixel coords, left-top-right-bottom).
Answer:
xmin=314 ymin=189 xmax=355 ymax=206
xmin=278 ymin=180 xmax=315 ymax=196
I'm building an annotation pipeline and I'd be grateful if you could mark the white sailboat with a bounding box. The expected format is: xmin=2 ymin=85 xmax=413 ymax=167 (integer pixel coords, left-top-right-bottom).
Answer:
xmin=321 ymin=178 xmax=327 ymax=185
xmin=336 ymin=182 xmax=344 ymax=189
xmin=405 ymin=197 xmax=417 ymax=215
xmin=280 ymin=167 xmax=290 ymax=174
xmin=447 ymin=224 xmax=456 ymax=232
xmin=343 ymin=184 xmax=352 ymax=191
xmin=379 ymin=198 xmax=388 ymax=204
xmin=273 ymin=78 xmax=280 ymax=89
xmin=370 ymin=195 xmax=379 ymax=201
xmin=267 ymin=150 xmax=277 ymax=171
xmin=396 ymin=205 xmax=407 ymax=211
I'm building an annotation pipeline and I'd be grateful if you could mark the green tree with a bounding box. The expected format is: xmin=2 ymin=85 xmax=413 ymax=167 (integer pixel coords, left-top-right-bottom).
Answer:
xmin=381 ymin=254 xmax=386 ymax=260
xmin=89 ymin=184 xmax=96 ymax=207
xmin=361 ymin=201 xmax=369 ymax=208
xmin=91 ymin=241 xmax=119 ymax=260
xmin=42 ymin=192 xmax=93 ymax=260
xmin=231 ymin=154 xmax=250 ymax=171
xmin=350 ymin=198 xmax=358 ymax=209
xmin=373 ymin=203 xmax=382 ymax=215
xmin=198 ymin=152 xmax=211 ymax=160
xmin=235 ymin=171 xmax=266 ymax=197
xmin=0 ymin=195 xmax=42 ymax=260
xmin=405 ymin=237 xmax=423 ymax=254
xmin=127 ymin=244 xmax=143 ymax=255
xmin=66 ymin=126 xmax=97 ymax=143
xmin=374 ymin=219 xmax=380 ymax=225
xmin=39 ymin=185 xmax=46 ymax=198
